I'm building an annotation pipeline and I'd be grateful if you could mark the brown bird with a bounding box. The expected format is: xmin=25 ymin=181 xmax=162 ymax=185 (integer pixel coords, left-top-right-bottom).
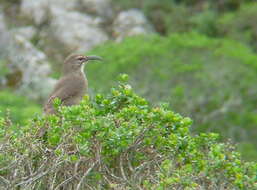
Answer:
xmin=44 ymin=54 xmax=102 ymax=114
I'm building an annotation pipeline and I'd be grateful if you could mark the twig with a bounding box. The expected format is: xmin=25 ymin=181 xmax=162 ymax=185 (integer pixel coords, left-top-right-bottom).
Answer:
xmin=0 ymin=175 xmax=10 ymax=185
xmin=127 ymin=125 xmax=154 ymax=151
xmin=0 ymin=160 xmax=17 ymax=171
xmin=76 ymin=161 xmax=98 ymax=190
xmin=103 ymin=164 xmax=123 ymax=181
xmin=15 ymin=160 xmax=64 ymax=187
xmin=15 ymin=170 xmax=49 ymax=187
xmin=54 ymin=175 xmax=75 ymax=190
xmin=126 ymin=153 xmax=134 ymax=172
xmin=119 ymin=155 xmax=127 ymax=181
xmin=103 ymin=175 xmax=113 ymax=187
xmin=50 ymin=172 xmax=57 ymax=190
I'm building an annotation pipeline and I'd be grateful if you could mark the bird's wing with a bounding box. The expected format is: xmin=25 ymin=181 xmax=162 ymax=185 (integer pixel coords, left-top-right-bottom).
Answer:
xmin=44 ymin=76 xmax=81 ymax=114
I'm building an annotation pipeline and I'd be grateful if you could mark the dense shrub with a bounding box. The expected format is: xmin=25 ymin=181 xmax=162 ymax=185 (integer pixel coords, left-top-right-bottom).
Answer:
xmin=113 ymin=0 xmax=253 ymax=37
xmin=217 ymin=2 xmax=257 ymax=51
xmin=87 ymin=33 xmax=257 ymax=160
xmin=113 ymin=0 xmax=257 ymax=53
xmin=0 ymin=78 xmax=256 ymax=189
xmin=177 ymin=0 xmax=251 ymax=11
xmin=0 ymin=0 xmax=20 ymax=5
xmin=0 ymin=60 xmax=9 ymax=79
xmin=113 ymin=0 xmax=193 ymax=35
xmin=190 ymin=10 xmax=219 ymax=36
xmin=114 ymin=0 xmax=248 ymax=12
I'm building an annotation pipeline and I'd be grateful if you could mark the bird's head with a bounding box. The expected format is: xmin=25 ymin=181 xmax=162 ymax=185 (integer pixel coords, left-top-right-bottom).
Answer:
xmin=63 ymin=54 xmax=102 ymax=74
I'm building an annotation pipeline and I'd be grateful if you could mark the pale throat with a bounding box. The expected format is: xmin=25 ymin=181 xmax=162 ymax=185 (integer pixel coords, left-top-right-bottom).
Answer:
xmin=81 ymin=64 xmax=85 ymax=73
xmin=80 ymin=64 xmax=86 ymax=78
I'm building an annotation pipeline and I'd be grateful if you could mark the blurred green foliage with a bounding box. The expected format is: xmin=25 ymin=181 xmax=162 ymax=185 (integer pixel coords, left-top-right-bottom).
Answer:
xmin=0 ymin=91 xmax=41 ymax=124
xmin=115 ymin=0 xmax=249 ymax=12
xmin=0 ymin=59 xmax=9 ymax=78
xmin=114 ymin=1 xmax=257 ymax=50
xmin=217 ymin=2 xmax=257 ymax=51
xmin=87 ymin=33 xmax=257 ymax=160
xmin=114 ymin=0 xmax=192 ymax=35
xmin=0 ymin=78 xmax=256 ymax=189
xmin=0 ymin=0 xmax=20 ymax=4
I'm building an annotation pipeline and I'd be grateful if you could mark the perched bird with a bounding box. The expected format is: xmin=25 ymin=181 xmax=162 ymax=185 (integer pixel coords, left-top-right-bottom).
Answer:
xmin=44 ymin=54 xmax=102 ymax=114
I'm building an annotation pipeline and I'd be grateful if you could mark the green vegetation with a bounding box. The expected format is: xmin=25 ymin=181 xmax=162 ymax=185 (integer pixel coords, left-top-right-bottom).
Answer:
xmin=0 ymin=77 xmax=256 ymax=189
xmin=114 ymin=1 xmax=257 ymax=50
xmin=217 ymin=2 xmax=257 ymax=51
xmin=87 ymin=33 xmax=257 ymax=161
xmin=0 ymin=59 xmax=9 ymax=78
xmin=0 ymin=91 xmax=41 ymax=124
xmin=0 ymin=1 xmax=256 ymax=187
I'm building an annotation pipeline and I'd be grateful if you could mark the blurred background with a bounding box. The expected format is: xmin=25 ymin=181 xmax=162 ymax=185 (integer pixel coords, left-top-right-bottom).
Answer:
xmin=0 ymin=0 xmax=256 ymax=161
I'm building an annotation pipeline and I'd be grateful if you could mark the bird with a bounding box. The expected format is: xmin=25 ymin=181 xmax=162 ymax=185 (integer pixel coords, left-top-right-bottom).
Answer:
xmin=44 ymin=54 xmax=102 ymax=114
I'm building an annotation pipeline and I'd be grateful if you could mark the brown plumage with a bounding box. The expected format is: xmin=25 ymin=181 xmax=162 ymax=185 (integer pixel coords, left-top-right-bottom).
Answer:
xmin=44 ymin=54 xmax=102 ymax=114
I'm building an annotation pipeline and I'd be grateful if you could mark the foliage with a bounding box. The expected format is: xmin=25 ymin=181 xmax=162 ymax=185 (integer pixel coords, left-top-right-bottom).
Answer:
xmin=114 ymin=0 xmax=256 ymax=50
xmin=0 ymin=0 xmax=20 ymax=5
xmin=87 ymin=33 xmax=257 ymax=160
xmin=217 ymin=2 xmax=257 ymax=51
xmin=190 ymin=10 xmax=219 ymax=36
xmin=0 ymin=77 xmax=256 ymax=189
xmin=114 ymin=0 xmax=193 ymax=35
xmin=178 ymin=0 xmax=251 ymax=11
xmin=0 ymin=91 xmax=41 ymax=125
xmin=0 ymin=59 xmax=9 ymax=79
xmin=114 ymin=0 xmax=249 ymax=12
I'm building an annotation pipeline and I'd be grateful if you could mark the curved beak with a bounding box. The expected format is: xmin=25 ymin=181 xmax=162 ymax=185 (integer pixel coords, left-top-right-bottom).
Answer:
xmin=86 ymin=55 xmax=103 ymax=62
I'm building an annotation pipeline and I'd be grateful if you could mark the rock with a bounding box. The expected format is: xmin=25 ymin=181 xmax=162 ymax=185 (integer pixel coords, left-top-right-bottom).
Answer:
xmin=20 ymin=0 xmax=78 ymax=25
xmin=0 ymin=13 xmax=11 ymax=57
xmin=50 ymin=8 xmax=109 ymax=52
xmin=80 ymin=0 xmax=113 ymax=18
xmin=49 ymin=0 xmax=78 ymax=10
xmin=20 ymin=0 xmax=110 ymax=53
xmin=11 ymin=26 xmax=36 ymax=41
xmin=7 ymin=33 xmax=56 ymax=100
xmin=20 ymin=0 xmax=49 ymax=25
xmin=0 ymin=13 xmax=11 ymax=86
xmin=113 ymin=9 xmax=154 ymax=41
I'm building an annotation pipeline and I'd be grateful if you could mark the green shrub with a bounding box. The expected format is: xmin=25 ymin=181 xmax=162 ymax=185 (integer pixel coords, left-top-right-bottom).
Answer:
xmin=0 ymin=60 xmax=9 ymax=79
xmin=0 ymin=91 xmax=41 ymax=124
xmin=114 ymin=0 xmax=248 ymax=13
xmin=0 ymin=0 xmax=20 ymax=5
xmin=113 ymin=0 xmax=252 ymax=37
xmin=0 ymin=78 xmax=256 ymax=189
xmin=114 ymin=0 xmax=193 ymax=35
xmin=179 ymin=0 xmax=249 ymax=11
xmin=190 ymin=10 xmax=219 ymax=36
xmin=217 ymin=2 xmax=257 ymax=50
xmin=87 ymin=33 xmax=257 ymax=160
